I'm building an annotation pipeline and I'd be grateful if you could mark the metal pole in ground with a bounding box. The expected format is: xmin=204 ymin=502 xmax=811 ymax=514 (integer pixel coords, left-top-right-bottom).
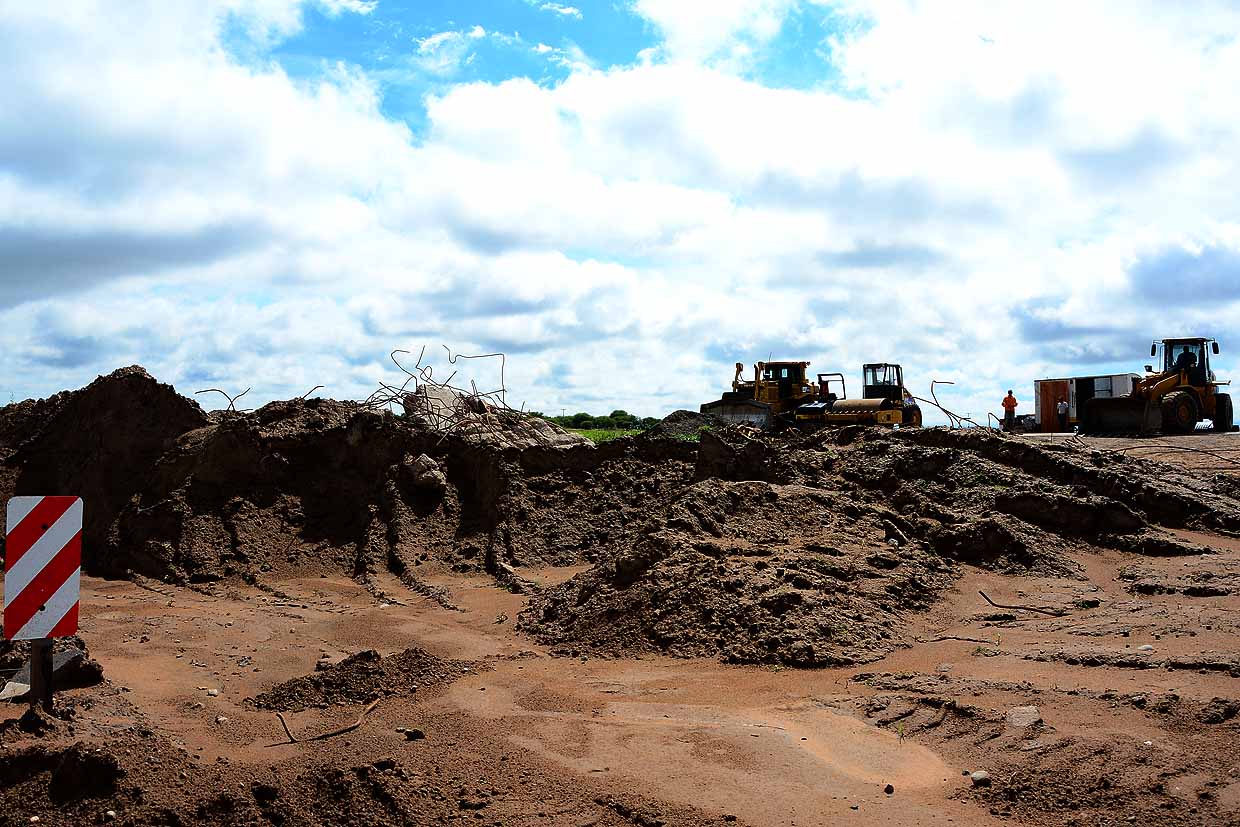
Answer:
xmin=29 ymin=637 xmax=53 ymax=713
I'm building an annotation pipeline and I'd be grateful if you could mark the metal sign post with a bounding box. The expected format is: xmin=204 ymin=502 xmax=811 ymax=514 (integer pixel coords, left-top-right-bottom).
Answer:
xmin=3 ymin=496 xmax=83 ymax=714
xmin=28 ymin=638 xmax=53 ymax=713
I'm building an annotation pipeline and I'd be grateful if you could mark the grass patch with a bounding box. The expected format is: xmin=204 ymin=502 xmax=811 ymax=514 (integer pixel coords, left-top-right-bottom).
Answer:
xmin=570 ymin=428 xmax=641 ymax=444
xmin=667 ymin=425 xmax=715 ymax=442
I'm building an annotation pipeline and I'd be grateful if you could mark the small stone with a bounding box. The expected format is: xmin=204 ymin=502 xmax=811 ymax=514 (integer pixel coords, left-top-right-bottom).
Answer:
xmin=1137 ymin=644 xmax=1154 ymax=652
xmin=104 ymin=812 xmax=117 ymax=822
xmin=1005 ymin=706 xmax=1042 ymax=729
xmin=206 ymin=689 xmax=219 ymax=697
xmin=30 ymin=818 xmax=40 ymax=824
xmin=970 ymin=771 xmax=992 ymax=787
xmin=405 ymin=729 xmax=426 ymax=741
xmin=884 ymin=784 xmax=894 ymax=795
xmin=215 ymin=716 xmax=229 ymax=725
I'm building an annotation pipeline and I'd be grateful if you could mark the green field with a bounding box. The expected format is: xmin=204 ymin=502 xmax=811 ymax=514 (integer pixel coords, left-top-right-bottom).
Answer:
xmin=569 ymin=428 xmax=641 ymax=444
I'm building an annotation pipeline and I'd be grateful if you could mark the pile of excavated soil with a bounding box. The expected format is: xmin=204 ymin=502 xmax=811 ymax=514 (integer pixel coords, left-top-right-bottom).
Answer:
xmin=495 ymin=438 xmax=698 ymax=567
xmin=0 ymin=366 xmax=209 ymax=559
xmin=0 ymin=368 xmax=698 ymax=592
xmin=524 ymin=479 xmax=956 ymax=665
xmin=521 ymin=425 xmax=1240 ymax=666
xmin=105 ymin=397 xmax=461 ymax=585
xmin=252 ymin=647 xmax=475 ymax=712
xmin=640 ymin=409 xmax=724 ymax=440
xmin=12 ymin=368 xmax=1240 ymax=672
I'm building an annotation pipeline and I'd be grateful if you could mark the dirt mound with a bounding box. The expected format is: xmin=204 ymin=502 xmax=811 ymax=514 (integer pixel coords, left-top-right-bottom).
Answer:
xmin=523 ymin=479 xmax=955 ymax=665
xmin=0 ymin=368 xmax=680 ymax=589
xmin=642 ymin=409 xmax=723 ymax=440
xmin=105 ymin=392 xmax=694 ymax=587
xmin=522 ymin=425 xmax=1240 ymax=666
xmin=0 ymin=367 xmax=209 ymax=564
xmin=104 ymin=397 xmax=464 ymax=585
xmin=252 ymin=647 xmax=474 ymax=712
xmin=495 ymin=438 xmax=699 ymax=568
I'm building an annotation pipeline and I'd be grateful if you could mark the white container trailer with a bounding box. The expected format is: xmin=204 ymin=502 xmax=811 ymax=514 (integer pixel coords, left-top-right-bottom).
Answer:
xmin=1033 ymin=373 xmax=1141 ymax=431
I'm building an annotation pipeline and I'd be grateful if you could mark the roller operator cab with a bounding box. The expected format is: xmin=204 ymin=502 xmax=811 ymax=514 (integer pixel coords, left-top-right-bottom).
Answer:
xmin=1080 ymin=337 xmax=1233 ymax=435
xmin=796 ymin=363 xmax=922 ymax=428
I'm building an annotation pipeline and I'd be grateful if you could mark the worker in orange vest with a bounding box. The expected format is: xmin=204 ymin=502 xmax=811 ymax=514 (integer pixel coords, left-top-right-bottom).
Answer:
xmin=1002 ymin=390 xmax=1018 ymax=431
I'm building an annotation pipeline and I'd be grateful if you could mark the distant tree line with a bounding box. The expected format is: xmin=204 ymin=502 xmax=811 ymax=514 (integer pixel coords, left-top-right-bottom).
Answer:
xmin=529 ymin=409 xmax=660 ymax=431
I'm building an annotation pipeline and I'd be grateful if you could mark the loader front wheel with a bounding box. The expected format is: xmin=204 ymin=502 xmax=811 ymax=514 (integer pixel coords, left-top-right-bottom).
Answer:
xmin=1213 ymin=393 xmax=1233 ymax=432
xmin=1161 ymin=391 xmax=1199 ymax=434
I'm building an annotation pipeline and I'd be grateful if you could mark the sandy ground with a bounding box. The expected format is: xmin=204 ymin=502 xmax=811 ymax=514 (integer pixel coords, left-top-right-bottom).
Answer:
xmin=1027 ymin=430 xmax=1240 ymax=475
xmin=2 ymin=433 xmax=1239 ymax=826
xmin=4 ymin=540 xmax=1237 ymax=826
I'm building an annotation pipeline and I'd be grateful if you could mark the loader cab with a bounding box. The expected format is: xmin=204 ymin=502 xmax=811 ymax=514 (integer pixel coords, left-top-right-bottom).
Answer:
xmin=862 ymin=363 xmax=905 ymax=403
xmin=1158 ymin=338 xmax=1217 ymax=386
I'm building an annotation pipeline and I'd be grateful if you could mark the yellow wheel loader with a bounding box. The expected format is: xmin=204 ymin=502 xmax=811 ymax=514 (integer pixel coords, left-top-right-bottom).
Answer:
xmin=1079 ymin=337 xmax=1233 ymax=435
xmin=701 ymin=361 xmax=921 ymax=430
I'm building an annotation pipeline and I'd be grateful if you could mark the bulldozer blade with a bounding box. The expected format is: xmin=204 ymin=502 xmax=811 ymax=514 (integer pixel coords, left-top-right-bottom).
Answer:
xmin=700 ymin=399 xmax=772 ymax=428
xmin=1079 ymin=397 xmax=1161 ymax=436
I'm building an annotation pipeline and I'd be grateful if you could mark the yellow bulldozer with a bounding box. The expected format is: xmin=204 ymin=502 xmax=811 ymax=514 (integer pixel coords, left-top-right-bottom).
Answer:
xmin=700 ymin=360 xmax=922 ymax=430
xmin=1079 ymin=337 xmax=1232 ymax=435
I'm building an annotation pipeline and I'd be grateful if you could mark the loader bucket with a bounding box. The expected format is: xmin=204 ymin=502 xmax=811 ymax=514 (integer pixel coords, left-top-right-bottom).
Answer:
xmin=1079 ymin=397 xmax=1161 ymax=435
xmin=700 ymin=398 xmax=772 ymax=428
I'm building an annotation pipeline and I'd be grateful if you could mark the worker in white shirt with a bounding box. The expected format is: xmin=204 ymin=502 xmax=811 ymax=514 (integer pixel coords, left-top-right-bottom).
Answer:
xmin=1056 ymin=397 xmax=1069 ymax=432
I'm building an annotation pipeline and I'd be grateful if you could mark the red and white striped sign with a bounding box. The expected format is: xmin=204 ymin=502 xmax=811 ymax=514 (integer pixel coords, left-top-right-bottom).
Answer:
xmin=4 ymin=497 xmax=82 ymax=641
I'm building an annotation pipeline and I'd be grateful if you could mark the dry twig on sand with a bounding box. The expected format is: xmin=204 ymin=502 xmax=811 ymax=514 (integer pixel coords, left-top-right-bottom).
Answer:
xmin=271 ymin=698 xmax=381 ymax=746
xmin=979 ymin=590 xmax=1065 ymax=617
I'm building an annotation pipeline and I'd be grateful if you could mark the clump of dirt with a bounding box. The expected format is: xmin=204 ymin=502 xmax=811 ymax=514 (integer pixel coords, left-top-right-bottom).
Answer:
xmin=0 ymin=367 xmax=209 ymax=562
xmin=0 ymin=742 xmax=124 ymax=805
xmin=252 ymin=647 xmax=475 ymax=712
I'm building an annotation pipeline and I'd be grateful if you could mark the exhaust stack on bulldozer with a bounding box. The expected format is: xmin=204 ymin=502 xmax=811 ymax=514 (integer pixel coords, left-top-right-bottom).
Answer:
xmin=1079 ymin=337 xmax=1233 ymax=435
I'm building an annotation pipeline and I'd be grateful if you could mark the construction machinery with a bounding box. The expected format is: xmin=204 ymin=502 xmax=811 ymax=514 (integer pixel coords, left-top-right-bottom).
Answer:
xmin=701 ymin=360 xmax=921 ymax=430
xmin=1079 ymin=337 xmax=1232 ymax=435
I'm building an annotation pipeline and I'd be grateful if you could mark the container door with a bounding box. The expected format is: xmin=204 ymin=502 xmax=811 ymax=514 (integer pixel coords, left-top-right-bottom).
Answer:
xmin=1040 ymin=380 xmax=1070 ymax=431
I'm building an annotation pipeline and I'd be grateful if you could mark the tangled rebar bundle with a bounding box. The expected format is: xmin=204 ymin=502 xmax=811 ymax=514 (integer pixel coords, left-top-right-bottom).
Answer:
xmin=362 ymin=346 xmax=536 ymax=445
xmin=910 ymin=380 xmax=997 ymax=431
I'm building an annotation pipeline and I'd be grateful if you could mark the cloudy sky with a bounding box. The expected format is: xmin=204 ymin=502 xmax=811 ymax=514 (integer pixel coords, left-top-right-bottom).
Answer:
xmin=2 ymin=1 xmax=1239 ymax=421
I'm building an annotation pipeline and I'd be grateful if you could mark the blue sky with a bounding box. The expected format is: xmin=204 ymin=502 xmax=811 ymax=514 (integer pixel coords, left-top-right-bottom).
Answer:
xmin=2 ymin=1 xmax=1240 ymax=420
xmin=263 ymin=1 xmax=657 ymax=130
